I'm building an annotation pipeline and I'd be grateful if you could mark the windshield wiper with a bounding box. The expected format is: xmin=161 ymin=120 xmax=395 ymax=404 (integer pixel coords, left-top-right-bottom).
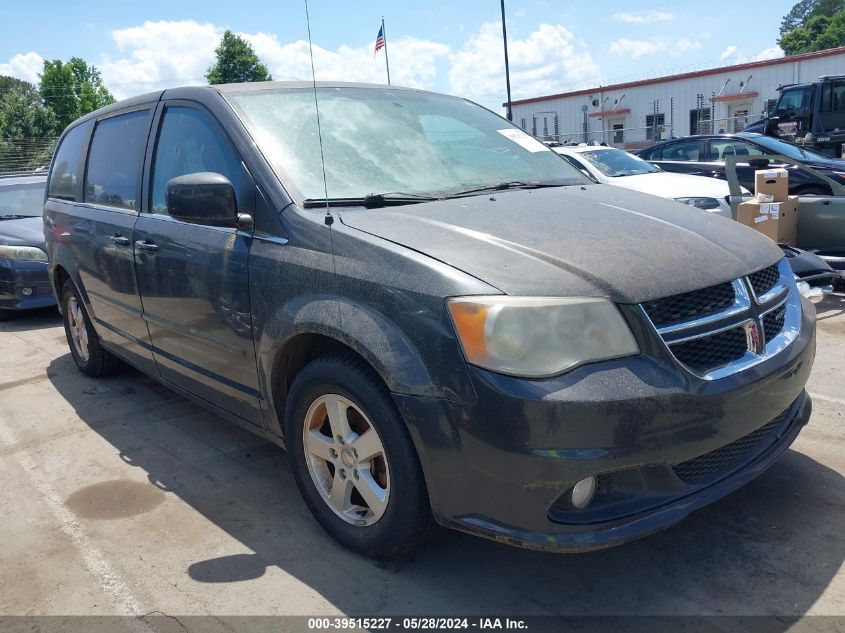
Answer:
xmin=445 ymin=181 xmax=571 ymax=198
xmin=302 ymin=192 xmax=440 ymax=209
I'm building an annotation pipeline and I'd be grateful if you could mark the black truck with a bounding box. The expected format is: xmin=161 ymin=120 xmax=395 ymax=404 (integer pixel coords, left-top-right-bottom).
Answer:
xmin=748 ymin=75 xmax=845 ymax=157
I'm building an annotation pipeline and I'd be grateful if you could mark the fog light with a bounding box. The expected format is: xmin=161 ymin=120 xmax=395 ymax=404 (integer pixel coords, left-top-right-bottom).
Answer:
xmin=20 ymin=287 xmax=33 ymax=296
xmin=570 ymin=476 xmax=597 ymax=509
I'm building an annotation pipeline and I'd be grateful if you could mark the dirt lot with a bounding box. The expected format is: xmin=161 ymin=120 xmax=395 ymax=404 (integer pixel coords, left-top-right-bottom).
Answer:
xmin=0 ymin=297 xmax=843 ymax=626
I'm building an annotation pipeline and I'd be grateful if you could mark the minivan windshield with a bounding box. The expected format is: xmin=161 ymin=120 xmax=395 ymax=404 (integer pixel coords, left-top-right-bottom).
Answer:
xmin=226 ymin=87 xmax=589 ymax=202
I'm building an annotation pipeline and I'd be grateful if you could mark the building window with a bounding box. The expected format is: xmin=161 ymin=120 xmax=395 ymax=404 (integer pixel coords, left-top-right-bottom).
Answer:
xmin=520 ymin=117 xmax=527 ymax=131
xmin=646 ymin=113 xmax=665 ymax=141
xmin=690 ymin=108 xmax=711 ymax=135
xmin=612 ymin=123 xmax=624 ymax=145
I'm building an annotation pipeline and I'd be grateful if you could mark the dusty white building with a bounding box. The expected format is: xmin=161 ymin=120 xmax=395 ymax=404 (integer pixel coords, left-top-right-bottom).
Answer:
xmin=508 ymin=46 xmax=845 ymax=150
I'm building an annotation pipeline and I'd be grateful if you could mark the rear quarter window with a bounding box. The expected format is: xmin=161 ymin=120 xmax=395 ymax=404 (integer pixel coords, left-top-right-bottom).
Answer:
xmin=84 ymin=109 xmax=150 ymax=210
xmin=48 ymin=123 xmax=89 ymax=201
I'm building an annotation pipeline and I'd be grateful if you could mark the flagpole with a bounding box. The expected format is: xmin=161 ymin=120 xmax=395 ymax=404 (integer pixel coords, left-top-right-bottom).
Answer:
xmin=381 ymin=16 xmax=391 ymax=85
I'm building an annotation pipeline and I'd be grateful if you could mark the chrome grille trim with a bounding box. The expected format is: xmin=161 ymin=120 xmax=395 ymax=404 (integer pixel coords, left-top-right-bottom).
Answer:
xmin=656 ymin=279 xmax=750 ymax=335
xmin=640 ymin=258 xmax=800 ymax=381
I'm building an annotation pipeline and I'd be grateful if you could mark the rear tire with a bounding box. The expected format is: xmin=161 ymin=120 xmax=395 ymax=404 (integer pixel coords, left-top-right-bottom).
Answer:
xmin=285 ymin=353 xmax=433 ymax=558
xmin=61 ymin=279 xmax=121 ymax=377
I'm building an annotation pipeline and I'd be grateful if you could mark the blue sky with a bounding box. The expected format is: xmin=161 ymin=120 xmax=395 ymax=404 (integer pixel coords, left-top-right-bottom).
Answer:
xmin=0 ymin=0 xmax=796 ymax=109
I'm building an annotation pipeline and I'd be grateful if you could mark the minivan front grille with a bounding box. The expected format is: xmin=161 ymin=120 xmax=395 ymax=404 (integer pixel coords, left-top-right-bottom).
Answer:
xmin=642 ymin=282 xmax=735 ymax=328
xmin=672 ymin=405 xmax=793 ymax=485
xmin=641 ymin=259 xmax=799 ymax=380
xmin=670 ymin=326 xmax=748 ymax=373
xmin=762 ymin=304 xmax=786 ymax=340
xmin=749 ymin=263 xmax=780 ymax=298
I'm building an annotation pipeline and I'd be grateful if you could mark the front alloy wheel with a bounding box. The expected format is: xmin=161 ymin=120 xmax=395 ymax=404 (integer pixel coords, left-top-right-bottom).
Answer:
xmin=285 ymin=354 xmax=433 ymax=558
xmin=303 ymin=394 xmax=390 ymax=526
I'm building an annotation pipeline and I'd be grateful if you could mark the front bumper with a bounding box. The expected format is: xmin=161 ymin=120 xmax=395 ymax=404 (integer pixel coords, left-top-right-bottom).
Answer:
xmin=0 ymin=260 xmax=56 ymax=312
xmin=394 ymin=296 xmax=816 ymax=552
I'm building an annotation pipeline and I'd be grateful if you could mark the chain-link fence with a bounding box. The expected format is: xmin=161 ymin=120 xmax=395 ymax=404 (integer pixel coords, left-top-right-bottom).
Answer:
xmin=536 ymin=125 xmax=668 ymax=151
xmin=0 ymin=137 xmax=58 ymax=175
xmin=537 ymin=114 xmax=760 ymax=151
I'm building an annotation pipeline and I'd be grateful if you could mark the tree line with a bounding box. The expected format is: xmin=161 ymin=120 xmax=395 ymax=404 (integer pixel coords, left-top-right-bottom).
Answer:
xmin=779 ymin=0 xmax=845 ymax=55
xmin=0 ymin=58 xmax=114 ymax=171
xmin=0 ymin=30 xmax=270 ymax=173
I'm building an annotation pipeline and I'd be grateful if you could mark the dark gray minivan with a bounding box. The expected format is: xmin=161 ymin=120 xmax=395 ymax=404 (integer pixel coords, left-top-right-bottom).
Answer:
xmin=44 ymin=82 xmax=816 ymax=557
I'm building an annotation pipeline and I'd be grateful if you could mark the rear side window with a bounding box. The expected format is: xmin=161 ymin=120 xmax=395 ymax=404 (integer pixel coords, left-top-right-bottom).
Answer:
xmin=48 ymin=124 xmax=88 ymax=201
xmin=84 ymin=110 xmax=150 ymax=210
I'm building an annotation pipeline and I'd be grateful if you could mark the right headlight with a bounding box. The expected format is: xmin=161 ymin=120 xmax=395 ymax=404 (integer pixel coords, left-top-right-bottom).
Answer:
xmin=447 ymin=296 xmax=639 ymax=378
xmin=0 ymin=245 xmax=48 ymax=262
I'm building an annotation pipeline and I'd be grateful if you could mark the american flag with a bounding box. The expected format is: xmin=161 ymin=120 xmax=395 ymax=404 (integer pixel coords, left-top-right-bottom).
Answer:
xmin=374 ymin=25 xmax=385 ymax=54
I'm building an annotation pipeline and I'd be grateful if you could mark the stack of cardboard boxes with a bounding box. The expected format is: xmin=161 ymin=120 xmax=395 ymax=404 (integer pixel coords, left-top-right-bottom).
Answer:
xmin=736 ymin=169 xmax=799 ymax=245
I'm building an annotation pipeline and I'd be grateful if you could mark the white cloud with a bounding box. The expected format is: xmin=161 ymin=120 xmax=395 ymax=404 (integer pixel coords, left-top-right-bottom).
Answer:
xmin=756 ymin=45 xmax=784 ymax=61
xmin=99 ymin=20 xmax=222 ymax=99
xmin=612 ymin=10 xmax=674 ymax=24
xmin=1 ymin=18 xmax=608 ymax=108
xmin=720 ymin=45 xmax=738 ymax=61
xmin=0 ymin=52 xmax=44 ymax=84
xmin=243 ymin=32 xmax=449 ymax=88
xmin=608 ymin=38 xmax=700 ymax=59
xmin=93 ymin=20 xmax=449 ymax=100
xmin=449 ymin=22 xmax=600 ymax=101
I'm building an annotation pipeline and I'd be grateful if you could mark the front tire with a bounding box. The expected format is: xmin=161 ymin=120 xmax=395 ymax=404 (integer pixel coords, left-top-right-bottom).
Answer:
xmin=61 ymin=279 xmax=120 ymax=377
xmin=285 ymin=354 xmax=433 ymax=558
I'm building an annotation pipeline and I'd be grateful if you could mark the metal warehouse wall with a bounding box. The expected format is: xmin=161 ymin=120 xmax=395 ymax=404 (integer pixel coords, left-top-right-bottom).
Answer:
xmin=510 ymin=47 xmax=845 ymax=149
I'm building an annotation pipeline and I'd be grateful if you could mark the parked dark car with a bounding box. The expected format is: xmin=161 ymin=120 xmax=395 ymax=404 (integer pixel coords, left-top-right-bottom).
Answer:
xmin=636 ymin=132 xmax=845 ymax=195
xmin=45 ymin=83 xmax=816 ymax=557
xmin=0 ymin=172 xmax=55 ymax=319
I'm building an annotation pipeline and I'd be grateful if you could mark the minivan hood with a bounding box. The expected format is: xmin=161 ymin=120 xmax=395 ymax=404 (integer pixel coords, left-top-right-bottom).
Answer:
xmin=338 ymin=185 xmax=782 ymax=304
xmin=0 ymin=215 xmax=46 ymax=248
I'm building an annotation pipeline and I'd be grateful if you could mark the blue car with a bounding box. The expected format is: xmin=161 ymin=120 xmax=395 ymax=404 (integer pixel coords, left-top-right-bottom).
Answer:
xmin=0 ymin=172 xmax=55 ymax=319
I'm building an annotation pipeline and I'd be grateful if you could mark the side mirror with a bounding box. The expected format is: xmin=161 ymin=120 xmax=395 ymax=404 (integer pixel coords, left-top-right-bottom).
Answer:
xmin=166 ymin=172 xmax=238 ymax=227
xmin=748 ymin=158 xmax=771 ymax=170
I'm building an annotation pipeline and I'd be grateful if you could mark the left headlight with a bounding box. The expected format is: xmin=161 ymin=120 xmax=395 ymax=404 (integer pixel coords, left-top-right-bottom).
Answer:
xmin=447 ymin=296 xmax=639 ymax=378
xmin=675 ymin=197 xmax=721 ymax=210
xmin=0 ymin=245 xmax=48 ymax=263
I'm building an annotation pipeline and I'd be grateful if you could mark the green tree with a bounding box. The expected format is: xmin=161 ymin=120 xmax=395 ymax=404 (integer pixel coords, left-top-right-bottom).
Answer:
xmin=0 ymin=78 xmax=58 ymax=171
xmin=39 ymin=57 xmax=114 ymax=131
xmin=206 ymin=30 xmax=272 ymax=85
xmin=779 ymin=0 xmax=845 ymax=54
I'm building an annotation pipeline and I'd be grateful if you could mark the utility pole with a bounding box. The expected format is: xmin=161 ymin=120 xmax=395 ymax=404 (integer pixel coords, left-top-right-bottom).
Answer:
xmin=500 ymin=0 xmax=513 ymax=120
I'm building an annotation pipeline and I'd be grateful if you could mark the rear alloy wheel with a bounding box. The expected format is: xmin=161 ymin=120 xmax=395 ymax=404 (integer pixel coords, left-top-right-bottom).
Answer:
xmin=61 ymin=279 xmax=121 ymax=377
xmin=286 ymin=354 xmax=433 ymax=558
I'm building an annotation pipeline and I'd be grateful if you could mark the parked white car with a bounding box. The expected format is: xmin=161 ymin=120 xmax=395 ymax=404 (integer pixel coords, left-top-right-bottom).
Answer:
xmin=553 ymin=144 xmax=743 ymax=217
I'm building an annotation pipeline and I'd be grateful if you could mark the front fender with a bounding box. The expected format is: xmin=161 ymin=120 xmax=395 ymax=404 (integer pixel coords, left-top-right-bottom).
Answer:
xmin=255 ymin=293 xmax=447 ymax=432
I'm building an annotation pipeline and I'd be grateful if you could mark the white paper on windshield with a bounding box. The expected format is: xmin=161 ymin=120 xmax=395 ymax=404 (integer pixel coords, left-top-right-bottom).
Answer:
xmin=497 ymin=128 xmax=550 ymax=153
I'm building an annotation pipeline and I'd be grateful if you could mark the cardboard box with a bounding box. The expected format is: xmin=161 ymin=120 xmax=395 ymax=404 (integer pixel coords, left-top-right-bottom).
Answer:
xmin=754 ymin=168 xmax=789 ymax=202
xmin=736 ymin=195 xmax=798 ymax=245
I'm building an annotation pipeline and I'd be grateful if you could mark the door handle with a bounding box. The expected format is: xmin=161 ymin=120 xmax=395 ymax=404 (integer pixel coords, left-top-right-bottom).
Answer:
xmin=135 ymin=240 xmax=159 ymax=253
xmin=111 ymin=236 xmax=130 ymax=247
